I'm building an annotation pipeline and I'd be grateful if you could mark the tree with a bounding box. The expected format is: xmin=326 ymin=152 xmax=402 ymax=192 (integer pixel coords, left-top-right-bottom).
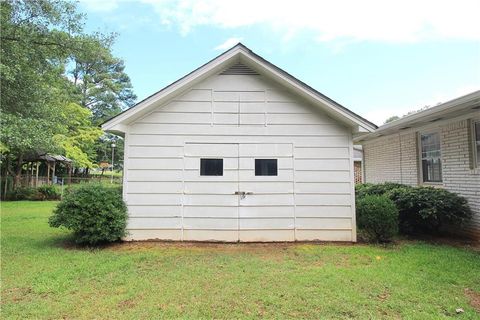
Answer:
xmin=384 ymin=115 xmax=400 ymax=124
xmin=53 ymin=103 xmax=103 ymax=168
xmin=69 ymin=34 xmax=136 ymax=125
xmin=68 ymin=33 xmax=135 ymax=172
xmin=0 ymin=0 xmax=84 ymax=186
xmin=0 ymin=0 xmax=136 ymax=189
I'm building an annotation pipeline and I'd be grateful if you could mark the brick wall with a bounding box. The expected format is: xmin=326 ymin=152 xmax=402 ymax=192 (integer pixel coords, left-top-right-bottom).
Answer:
xmin=363 ymin=118 xmax=480 ymax=239
xmin=363 ymin=133 xmax=418 ymax=185
xmin=354 ymin=161 xmax=362 ymax=184
xmin=440 ymin=119 xmax=480 ymax=239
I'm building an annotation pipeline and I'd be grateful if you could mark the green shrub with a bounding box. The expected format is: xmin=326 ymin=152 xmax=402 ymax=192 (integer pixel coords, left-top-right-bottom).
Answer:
xmin=36 ymin=185 xmax=61 ymax=200
xmin=6 ymin=187 xmax=36 ymax=200
xmin=388 ymin=187 xmax=472 ymax=234
xmin=356 ymin=195 xmax=398 ymax=242
xmin=49 ymin=184 xmax=128 ymax=245
xmin=355 ymin=182 xmax=412 ymax=198
xmin=5 ymin=185 xmax=61 ymax=201
xmin=356 ymin=183 xmax=473 ymax=236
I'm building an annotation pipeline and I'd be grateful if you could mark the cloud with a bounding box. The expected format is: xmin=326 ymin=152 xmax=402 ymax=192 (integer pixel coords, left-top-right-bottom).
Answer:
xmin=214 ymin=37 xmax=243 ymax=50
xmin=85 ymin=0 xmax=480 ymax=43
xmin=79 ymin=0 xmax=120 ymax=12
xmin=81 ymin=0 xmax=480 ymax=43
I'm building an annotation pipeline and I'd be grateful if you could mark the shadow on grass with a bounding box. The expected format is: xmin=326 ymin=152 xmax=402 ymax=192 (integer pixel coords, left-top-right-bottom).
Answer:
xmin=38 ymin=229 xmax=479 ymax=253
xmin=36 ymin=232 xmax=123 ymax=252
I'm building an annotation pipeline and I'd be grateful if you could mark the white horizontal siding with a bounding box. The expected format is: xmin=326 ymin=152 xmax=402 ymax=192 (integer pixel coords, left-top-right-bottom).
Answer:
xmin=127 ymin=194 xmax=182 ymax=206
xmin=127 ymin=169 xmax=183 ymax=182
xmin=294 ymin=147 xmax=349 ymax=159
xmin=130 ymin=123 xmax=347 ymax=136
xmin=238 ymin=182 xmax=294 ymax=193
xmin=184 ymin=194 xmax=238 ymax=206
xmin=240 ymin=194 xmax=294 ymax=206
xmin=158 ymin=101 xmax=211 ymax=113
xmin=295 ymin=218 xmax=352 ymax=229
xmin=295 ymin=159 xmax=350 ymax=171
xmin=184 ymin=206 xmax=238 ymax=218
xmin=123 ymin=73 xmax=355 ymax=242
xmin=295 ymin=194 xmax=351 ymax=206
xmin=128 ymin=181 xmax=183 ymax=194
xmin=183 ymin=217 xmax=238 ymax=230
xmin=128 ymin=134 xmax=349 ymax=147
xmin=295 ymin=171 xmax=351 ymax=182
xmin=128 ymin=158 xmax=183 ymax=170
xmin=240 ymin=218 xmax=294 ymax=229
xmin=239 ymin=206 xmax=294 ymax=218
xmin=184 ymin=181 xmax=238 ymax=194
xmin=128 ymin=217 xmax=182 ymax=229
xmin=295 ymin=206 xmax=352 ymax=218
xmin=125 ymin=229 xmax=182 ymax=241
xmin=239 ymin=143 xmax=293 ymax=156
xmin=129 ymin=146 xmax=184 ymax=158
xmin=239 ymin=169 xmax=294 ymax=181
xmin=185 ymin=143 xmax=238 ymax=157
xmin=128 ymin=205 xmax=181 ymax=217
xmin=295 ymin=182 xmax=351 ymax=194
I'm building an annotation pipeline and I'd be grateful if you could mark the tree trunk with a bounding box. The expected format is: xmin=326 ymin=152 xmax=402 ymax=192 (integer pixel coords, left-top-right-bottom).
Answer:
xmin=35 ymin=162 xmax=40 ymax=187
xmin=3 ymin=156 xmax=11 ymax=199
xmin=13 ymin=153 xmax=24 ymax=189
xmin=67 ymin=164 xmax=72 ymax=185
xmin=52 ymin=161 xmax=56 ymax=184
xmin=47 ymin=162 xmax=50 ymax=185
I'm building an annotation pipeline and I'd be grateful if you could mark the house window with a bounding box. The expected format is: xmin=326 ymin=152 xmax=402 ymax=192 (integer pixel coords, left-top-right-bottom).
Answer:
xmin=474 ymin=121 xmax=480 ymax=167
xmin=255 ymin=159 xmax=278 ymax=176
xmin=420 ymin=132 xmax=442 ymax=183
xmin=200 ymin=159 xmax=223 ymax=176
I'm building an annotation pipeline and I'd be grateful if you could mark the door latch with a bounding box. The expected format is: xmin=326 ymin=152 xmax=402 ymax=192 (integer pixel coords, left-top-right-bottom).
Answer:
xmin=234 ymin=191 xmax=252 ymax=199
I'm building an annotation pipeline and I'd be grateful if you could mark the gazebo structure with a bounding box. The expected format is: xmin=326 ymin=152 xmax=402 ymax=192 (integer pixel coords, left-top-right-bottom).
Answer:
xmin=22 ymin=152 xmax=73 ymax=186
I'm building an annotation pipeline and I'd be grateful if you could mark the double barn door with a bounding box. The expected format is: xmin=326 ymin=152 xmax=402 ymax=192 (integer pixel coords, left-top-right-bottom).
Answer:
xmin=183 ymin=143 xmax=295 ymax=241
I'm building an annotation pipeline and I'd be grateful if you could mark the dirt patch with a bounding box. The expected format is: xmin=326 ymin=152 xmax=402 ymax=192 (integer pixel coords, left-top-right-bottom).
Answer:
xmin=465 ymin=288 xmax=480 ymax=313
xmin=2 ymin=287 xmax=33 ymax=303
xmin=113 ymin=240 xmax=360 ymax=250
xmin=377 ymin=289 xmax=391 ymax=302
xmin=118 ymin=298 xmax=137 ymax=309
xmin=106 ymin=240 xmax=357 ymax=254
xmin=398 ymin=236 xmax=480 ymax=252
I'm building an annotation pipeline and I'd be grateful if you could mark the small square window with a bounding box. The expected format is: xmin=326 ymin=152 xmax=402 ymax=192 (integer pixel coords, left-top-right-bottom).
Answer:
xmin=255 ymin=159 xmax=277 ymax=176
xmin=200 ymin=159 xmax=223 ymax=176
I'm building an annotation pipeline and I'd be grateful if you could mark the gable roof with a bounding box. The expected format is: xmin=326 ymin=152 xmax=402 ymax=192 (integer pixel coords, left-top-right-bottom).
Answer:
xmin=355 ymin=90 xmax=480 ymax=142
xmin=102 ymin=43 xmax=377 ymax=134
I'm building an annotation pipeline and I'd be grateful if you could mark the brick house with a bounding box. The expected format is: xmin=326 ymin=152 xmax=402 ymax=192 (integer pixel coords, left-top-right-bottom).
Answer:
xmin=353 ymin=146 xmax=363 ymax=184
xmin=355 ymin=91 xmax=480 ymax=239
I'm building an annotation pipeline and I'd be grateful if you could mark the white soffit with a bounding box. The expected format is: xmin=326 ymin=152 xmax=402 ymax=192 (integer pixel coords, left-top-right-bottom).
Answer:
xmin=355 ymin=90 xmax=480 ymax=142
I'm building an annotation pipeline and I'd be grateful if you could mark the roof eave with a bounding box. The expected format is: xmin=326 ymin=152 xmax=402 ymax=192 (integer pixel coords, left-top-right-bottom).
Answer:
xmin=354 ymin=90 xmax=480 ymax=143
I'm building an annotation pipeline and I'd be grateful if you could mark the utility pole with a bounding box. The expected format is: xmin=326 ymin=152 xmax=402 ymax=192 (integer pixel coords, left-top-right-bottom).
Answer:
xmin=111 ymin=143 xmax=116 ymax=184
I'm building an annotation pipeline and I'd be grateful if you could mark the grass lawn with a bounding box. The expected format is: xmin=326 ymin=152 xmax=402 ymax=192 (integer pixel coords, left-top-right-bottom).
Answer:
xmin=1 ymin=201 xmax=479 ymax=319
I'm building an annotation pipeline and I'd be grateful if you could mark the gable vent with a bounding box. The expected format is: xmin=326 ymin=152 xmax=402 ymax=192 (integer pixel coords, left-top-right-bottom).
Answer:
xmin=220 ymin=63 xmax=259 ymax=75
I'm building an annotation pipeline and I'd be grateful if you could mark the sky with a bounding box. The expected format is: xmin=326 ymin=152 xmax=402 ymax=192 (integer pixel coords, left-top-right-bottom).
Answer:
xmin=78 ymin=0 xmax=480 ymax=125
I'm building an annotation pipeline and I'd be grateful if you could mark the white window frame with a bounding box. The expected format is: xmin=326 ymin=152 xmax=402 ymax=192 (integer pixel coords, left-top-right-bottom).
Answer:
xmin=472 ymin=120 xmax=480 ymax=169
xmin=418 ymin=130 xmax=443 ymax=184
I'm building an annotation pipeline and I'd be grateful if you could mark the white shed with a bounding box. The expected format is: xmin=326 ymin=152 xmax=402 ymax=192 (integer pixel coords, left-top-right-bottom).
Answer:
xmin=102 ymin=43 xmax=376 ymax=242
